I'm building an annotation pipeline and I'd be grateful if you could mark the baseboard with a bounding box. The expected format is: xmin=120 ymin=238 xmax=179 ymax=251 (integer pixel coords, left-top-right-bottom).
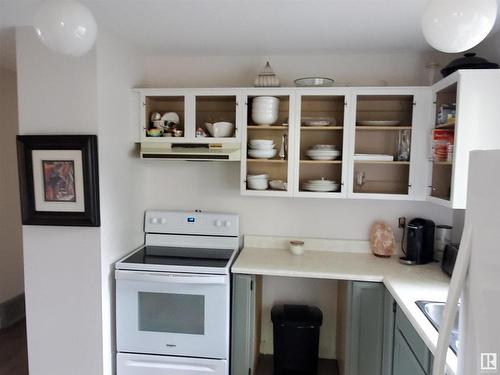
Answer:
xmin=0 ymin=293 xmax=25 ymax=329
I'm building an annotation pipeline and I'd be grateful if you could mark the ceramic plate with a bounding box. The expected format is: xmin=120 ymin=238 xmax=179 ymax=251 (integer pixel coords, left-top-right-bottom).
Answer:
xmin=357 ymin=120 xmax=401 ymax=126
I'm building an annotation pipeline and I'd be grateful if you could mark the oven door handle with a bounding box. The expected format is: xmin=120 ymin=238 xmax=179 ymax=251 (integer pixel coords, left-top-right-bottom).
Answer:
xmin=115 ymin=270 xmax=227 ymax=285
xmin=127 ymin=359 xmax=217 ymax=372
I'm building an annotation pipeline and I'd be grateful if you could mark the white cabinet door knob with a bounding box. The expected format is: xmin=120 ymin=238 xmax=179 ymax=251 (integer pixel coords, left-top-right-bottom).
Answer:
xmin=215 ymin=220 xmax=223 ymax=227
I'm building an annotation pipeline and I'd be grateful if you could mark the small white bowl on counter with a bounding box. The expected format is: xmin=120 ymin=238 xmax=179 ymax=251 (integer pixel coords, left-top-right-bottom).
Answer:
xmin=289 ymin=240 xmax=305 ymax=255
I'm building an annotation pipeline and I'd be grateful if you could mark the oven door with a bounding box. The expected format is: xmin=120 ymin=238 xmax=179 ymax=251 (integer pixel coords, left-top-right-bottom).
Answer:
xmin=117 ymin=353 xmax=227 ymax=375
xmin=116 ymin=270 xmax=229 ymax=359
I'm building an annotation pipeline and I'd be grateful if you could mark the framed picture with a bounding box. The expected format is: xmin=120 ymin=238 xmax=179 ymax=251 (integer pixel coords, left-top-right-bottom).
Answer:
xmin=17 ymin=135 xmax=100 ymax=227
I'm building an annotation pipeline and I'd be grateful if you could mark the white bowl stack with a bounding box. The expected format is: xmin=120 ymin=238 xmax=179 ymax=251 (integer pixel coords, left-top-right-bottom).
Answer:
xmin=248 ymin=139 xmax=277 ymax=159
xmin=303 ymin=179 xmax=339 ymax=192
xmin=247 ymin=174 xmax=269 ymax=190
xmin=306 ymin=144 xmax=340 ymax=160
xmin=251 ymin=96 xmax=280 ymax=125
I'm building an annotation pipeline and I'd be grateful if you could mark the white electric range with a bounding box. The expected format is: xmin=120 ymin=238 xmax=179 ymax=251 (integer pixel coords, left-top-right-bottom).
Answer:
xmin=115 ymin=210 xmax=239 ymax=375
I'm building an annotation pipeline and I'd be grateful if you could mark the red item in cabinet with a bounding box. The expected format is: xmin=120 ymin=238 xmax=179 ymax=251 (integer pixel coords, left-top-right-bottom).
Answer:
xmin=432 ymin=129 xmax=454 ymax=162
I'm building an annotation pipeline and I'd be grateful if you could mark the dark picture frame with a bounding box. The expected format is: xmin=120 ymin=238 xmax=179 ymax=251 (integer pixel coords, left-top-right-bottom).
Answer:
xmin=17 ymin=135 xmax=100 ymax=227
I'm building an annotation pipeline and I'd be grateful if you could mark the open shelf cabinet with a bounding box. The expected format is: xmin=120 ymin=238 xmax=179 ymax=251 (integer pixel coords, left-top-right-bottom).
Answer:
xmin=350 ymin=93 xmax=415 ymax=198
xmin=137 ymin=89 xmax=242 ymax=144
xmin=241 ymin=89 xmax=296 ymax=196
xmin=295 ymin=92 xmax=349 ymax=197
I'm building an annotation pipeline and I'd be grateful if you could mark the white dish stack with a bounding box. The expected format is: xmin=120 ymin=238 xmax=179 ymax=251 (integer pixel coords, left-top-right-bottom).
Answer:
xmin=248 ymin=139 xmax=277 ymax=159
xmin=306 ymin=145 xmax=340 ymax=160
xmin=302 ymin=179 xmax=339 ymax=192
xmin=246 ymin=174 xmax=269 ymax=190
xmin=251 ymin=96 xmax=280 ymax=125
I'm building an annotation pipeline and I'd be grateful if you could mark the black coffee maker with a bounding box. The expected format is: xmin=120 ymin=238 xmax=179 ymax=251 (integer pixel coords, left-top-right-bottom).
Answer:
xmin=400 ymin=218 xmax=435 ymax=265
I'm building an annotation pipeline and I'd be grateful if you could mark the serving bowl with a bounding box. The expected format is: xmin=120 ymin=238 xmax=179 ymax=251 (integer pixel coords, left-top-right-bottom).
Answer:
xmin=249 ymin=139 xmax=274 ymax=148
xmin=270 ymin=180 xmax=287 ymax=190
xmin=294 ymin=77 xmax=335 ymax=87
xmin=248 ymin=148 xmax=277 ymax=159
xmin=205 ymin=122 xmax=234 ymax=138
xmin=251 ymin=111 xmax=279 ymax=126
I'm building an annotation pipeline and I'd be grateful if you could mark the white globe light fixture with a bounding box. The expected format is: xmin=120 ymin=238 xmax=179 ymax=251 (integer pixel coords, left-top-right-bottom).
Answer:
xmin=422 ymin=0 xmax=497 ymax=53
xmin=33 ymin=0 xmax=98 ymax=57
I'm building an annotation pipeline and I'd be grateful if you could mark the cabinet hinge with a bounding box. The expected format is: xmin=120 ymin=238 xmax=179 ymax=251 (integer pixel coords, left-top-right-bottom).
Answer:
xmin=248 ymin=367 xmax=252 ymax=375
xmin=250 ymin=280 xmax=254 ymax=291
xmin=393 ymin=301 xmax=397 ymax=313
xmin=413 ymin=102 xmax=416 ymax=106
xmin=142 ymin=102 xmax=146 ymax=107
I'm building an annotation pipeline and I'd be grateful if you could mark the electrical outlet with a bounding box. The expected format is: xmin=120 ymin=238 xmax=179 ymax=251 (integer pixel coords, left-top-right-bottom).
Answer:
xmin=398 ymin=217 xmax=406 ymax=228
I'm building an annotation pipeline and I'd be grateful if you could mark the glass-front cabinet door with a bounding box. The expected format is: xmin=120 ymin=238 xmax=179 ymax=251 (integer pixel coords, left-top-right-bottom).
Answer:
xmin=295 ymin=90 xmax=349 ymax=197
xmin=349 ymin=91 xmax=419 ymax=199
xmin=240 ymin=89 xmax=296 ymax=196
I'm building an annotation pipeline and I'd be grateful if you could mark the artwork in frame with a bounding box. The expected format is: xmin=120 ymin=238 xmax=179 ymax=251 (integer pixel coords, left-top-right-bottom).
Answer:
xmin=17 ymin=135 xmax=100 ymax=227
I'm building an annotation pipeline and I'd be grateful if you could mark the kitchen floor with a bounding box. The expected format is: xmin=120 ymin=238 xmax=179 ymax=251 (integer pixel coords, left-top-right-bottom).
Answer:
xmin=0 ymin=320 xmax=28 ymax=375
xmin=256 ymin=355 xmax=338 ymax=375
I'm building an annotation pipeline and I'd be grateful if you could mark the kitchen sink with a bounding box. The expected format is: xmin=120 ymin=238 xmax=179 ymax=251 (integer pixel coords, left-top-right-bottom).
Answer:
xmin=415 ymin=301 xmax=459 ymax=354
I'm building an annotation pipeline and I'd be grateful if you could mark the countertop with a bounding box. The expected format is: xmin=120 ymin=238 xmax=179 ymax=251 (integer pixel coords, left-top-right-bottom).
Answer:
xmin=232 ymin=236 xmax=457 ymax=375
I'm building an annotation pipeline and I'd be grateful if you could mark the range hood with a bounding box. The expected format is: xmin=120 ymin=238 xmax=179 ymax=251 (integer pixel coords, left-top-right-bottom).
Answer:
xmin=140 ymin=143 xmax=241 ymax=161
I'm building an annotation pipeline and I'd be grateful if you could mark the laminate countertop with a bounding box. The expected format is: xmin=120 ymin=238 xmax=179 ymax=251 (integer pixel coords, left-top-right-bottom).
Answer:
xmin=232 ymin=237 xmax=457 ymax=375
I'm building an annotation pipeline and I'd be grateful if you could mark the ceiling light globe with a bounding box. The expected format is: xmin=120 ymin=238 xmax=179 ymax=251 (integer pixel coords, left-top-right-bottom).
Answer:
xmin=33 ymin=0 xmax=98 ymax=57
xmin=422 ymin=0 xmax=497 ymax=53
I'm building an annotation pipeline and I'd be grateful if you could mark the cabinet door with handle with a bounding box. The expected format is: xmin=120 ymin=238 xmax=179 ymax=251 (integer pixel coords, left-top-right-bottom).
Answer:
xmin=231 ymin=274 xmax=257 ymax=375
xmin=392 ymin=329 xmax=427 ymax=375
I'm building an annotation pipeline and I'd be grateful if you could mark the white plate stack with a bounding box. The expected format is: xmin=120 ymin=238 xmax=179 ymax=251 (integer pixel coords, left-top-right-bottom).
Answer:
xmin=303 ymin=179 xmax=339 ymax=192
xmin=248 ymin=139 xmax=277 ymax=159
xmin=251 ymin=96 xmax=280 ymax=125
xmin=247 ymin=174 xmax=269 ymax=190
xmin=306 ymin=145 xmax=340 ymax=160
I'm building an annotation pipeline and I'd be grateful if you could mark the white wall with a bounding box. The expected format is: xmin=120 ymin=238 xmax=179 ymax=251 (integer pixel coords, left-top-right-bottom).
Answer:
xmin=0 ymin=66 xmax=24 ymax=304
xmin=16 ymin=27 xmax=104 ymax=375
xmin=143 ymin=52 xmax=430 ymax=88
xmin=96 ymin=31 xmax=146 ymax=375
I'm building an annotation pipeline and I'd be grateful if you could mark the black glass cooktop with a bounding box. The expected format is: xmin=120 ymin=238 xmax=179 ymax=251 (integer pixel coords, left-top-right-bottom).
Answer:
xmin=122 ymin=246 xmax=234 ymax=268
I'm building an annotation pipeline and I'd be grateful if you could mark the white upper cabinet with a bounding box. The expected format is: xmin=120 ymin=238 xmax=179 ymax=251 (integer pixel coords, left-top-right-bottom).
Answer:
xmin=240 ymin=88 xmax=297 ymax=196
xmin=427 ymin=70 xmax=500 ymax=209
xmin=239 ymin=87 xmax=430 ymax=200
xmin=294 ymin=89 xmax=350 ymax=198
xmin=136 ymin=88 xmax=242 ymax=144
xmin=135 ymin=72 xmax=500 ymax=203
xmin=347 ymin=88 xmax=432 ymax=201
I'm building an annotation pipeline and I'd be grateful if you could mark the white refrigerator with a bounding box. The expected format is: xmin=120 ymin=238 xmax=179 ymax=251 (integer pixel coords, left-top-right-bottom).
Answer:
xmin=433 ymin=150 xmax=500 ymax=375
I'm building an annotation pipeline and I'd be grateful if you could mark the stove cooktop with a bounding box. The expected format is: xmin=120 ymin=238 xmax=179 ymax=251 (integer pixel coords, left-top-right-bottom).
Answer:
xmin=122 ymin=245 xmax=234 ymax=268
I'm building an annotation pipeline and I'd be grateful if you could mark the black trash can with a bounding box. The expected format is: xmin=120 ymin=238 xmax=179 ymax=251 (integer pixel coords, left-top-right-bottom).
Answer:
xmin=271 ymin=304 xmax=323 ymax=375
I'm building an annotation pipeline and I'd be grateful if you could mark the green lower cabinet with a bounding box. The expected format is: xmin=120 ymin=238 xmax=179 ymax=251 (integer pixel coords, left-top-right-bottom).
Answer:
xmin=393 ymin=305 xmax=434 ymax=375
xmin=231 ymin=274 xmax=257 ymax=375
xmin=393 ymin=330 xmax=427 ymax=375
xmin=338 ymin=281 xmax=394 ymax=375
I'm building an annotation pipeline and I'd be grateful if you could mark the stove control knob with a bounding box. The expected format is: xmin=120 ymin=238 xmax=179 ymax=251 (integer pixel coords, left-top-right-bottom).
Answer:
xmin=224 ymin=221 xmax=231 ymax=227
xmin=160 ymin=218 xmax=167 ymax=225
xmin=150 ymin=217 xmax=159 ymax=224
xmin=215 ymin=220 xmax=223 ymax=227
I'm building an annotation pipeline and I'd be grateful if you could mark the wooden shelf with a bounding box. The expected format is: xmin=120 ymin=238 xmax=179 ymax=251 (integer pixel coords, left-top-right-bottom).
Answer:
xmin=300 ymin=160 xmax=342 ymax=164
xmin=247 ymin=125 xmax=288 ymax=130
xmin=301 ymin=126 xmax=344 ymax=130
xmin=435 ymin=122 xmax=455 ymax=129
xmin=433 ymin=161 xmax=453 ymax=165
xmin=354 ymin=160 xmax=410 ymax=165
xmin=247 ymin=159 xmax=287 ymax=163
xmin=356 ymin=126 xmax=412 ymax=131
